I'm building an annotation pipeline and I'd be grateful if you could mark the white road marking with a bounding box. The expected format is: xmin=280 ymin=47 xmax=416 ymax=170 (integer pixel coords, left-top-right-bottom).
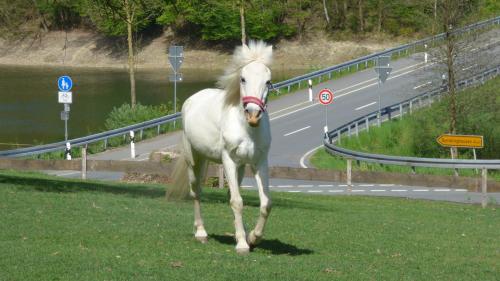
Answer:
xmin=379 ymin=184 xmax=395 ymax=187
xmin=270 ymin=103 xmax=318 ymax=121
xmin=278 ymin=185 xmax=293 ymax=188
xmin=371 ymin=189 xmax=386 ymax=192
xmin=307 ymin=190 xmax=322 ymax=193
xmin=413 ymin=81 xmax=432 ymax=90
xmin=434 ymin=189 xmax=451 ymax=192
xmin=339 ymin=184 xmax=348 ymax=187
xmin=288 ymin=190 xmax=301 ymax=193
xmin=242 ymin=185 xmax=253 ymax=188
xmin=284 ymin=126 xmax=311 ymax=137
xmin=299 ymin=145 xmax=323 ymax=168
xmin=328 ymin=190 xmax=344 ymax=193
xmin=319 ymin=184 xmax=333 ymax=187
xmin=298 ymin=185 xmax=313 ymax=188
xmin=269 ymin=100 xmax=312 ymax=116
xmin=462 ymin=65 xmax=476 ymax=71
xmin=352 ymin=189 xmax=365 ymax=192
xmin=454 ymin=189 xmax=467 ymax=192
xmin=55 ymin=171 xmax=79 ymax=176
xmin=391 ymin=189 xmax=408 ymax=192
xmin=359 ymin=184 xmax=374 ymax=187
xmin=414 ymin=189 xmax=429 ymax=192
xmin=355 ymin=102 xmax=377 ymax=111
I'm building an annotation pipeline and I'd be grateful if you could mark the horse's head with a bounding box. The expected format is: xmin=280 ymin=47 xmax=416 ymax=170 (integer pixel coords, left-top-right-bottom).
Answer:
xmin=239 ymin=43 xmax=273 ymax=127
xmin=240 ymin=60 xmax=272 ymax=127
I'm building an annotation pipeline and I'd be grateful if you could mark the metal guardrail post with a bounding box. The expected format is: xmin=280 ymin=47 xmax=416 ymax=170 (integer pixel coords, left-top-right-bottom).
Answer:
xmin=399 ymin=104 xmax=404 ymax=119
xmin=347 ymin=159 xmax=352 ymax=193
xmin=348 ymin=125 xmax=351 ymax=136
xmin=81 ymin=145 xmax=87 ymax=180
xmin=337 ymin=130 xmax=341 ymax=145
xmin=365 ymin=117 xmax=370 ymax=132
xmin=482 ymin=168 xmax=488 ymax=208
xmin=218 ymin=165 xmax=224 ymax=189
xmin=355 ymin=122 xmax=359 ymax=137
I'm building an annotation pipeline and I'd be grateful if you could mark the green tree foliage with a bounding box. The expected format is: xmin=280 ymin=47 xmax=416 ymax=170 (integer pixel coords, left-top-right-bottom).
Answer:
xmin=1 ymin=0 xmax=497 ymax=41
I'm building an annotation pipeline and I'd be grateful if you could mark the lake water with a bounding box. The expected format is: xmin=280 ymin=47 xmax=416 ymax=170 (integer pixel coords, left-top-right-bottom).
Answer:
xmin=0 ymin=65 xmax=303 ymax=150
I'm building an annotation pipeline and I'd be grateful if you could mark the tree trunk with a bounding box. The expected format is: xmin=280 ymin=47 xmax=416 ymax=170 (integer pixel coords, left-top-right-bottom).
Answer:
xmin=322 ymin=0 xmax=330 ymax=26
xmin=377 ymin=0 xmax=383 ymax=33
xmin=432 ymin=0 xmax=437 ymax=34
xmin=240 ymin=1 xmax=246 ymax=45
xmin=125 ymin=0 xmax=136 ymax=109
xmin=444 ymin=15 xmax=457 ymax=158
xmin=358 ymin=0 xmax=364 ymax=32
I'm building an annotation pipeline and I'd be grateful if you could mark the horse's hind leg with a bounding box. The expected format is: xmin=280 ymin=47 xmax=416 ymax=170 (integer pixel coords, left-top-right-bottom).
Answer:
xmin=190 ymin=157 xmax=208 ymax=243
xmin=248 ymin=160 xmax=272 ymax=247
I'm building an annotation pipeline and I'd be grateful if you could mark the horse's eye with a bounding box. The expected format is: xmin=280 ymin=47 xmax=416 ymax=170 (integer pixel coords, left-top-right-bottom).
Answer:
xmin=266 ymin=80 xmax=271 ymax=85
xmin=241 ymin=77 xmax=246 ymax=83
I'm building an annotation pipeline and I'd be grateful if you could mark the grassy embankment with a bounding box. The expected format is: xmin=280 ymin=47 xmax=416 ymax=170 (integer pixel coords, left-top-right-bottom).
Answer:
xmin=0 ymin=170 xmax=498 ymax=280
xmin=311 ymin=75 xmax=500 ymax=181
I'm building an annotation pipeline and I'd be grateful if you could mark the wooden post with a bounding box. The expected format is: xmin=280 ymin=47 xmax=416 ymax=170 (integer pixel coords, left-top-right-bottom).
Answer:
xmin=346 ymin=159 xmax=352 ymax=193
xmin=81 ymin=145 xmax=87 ymax=180
xmin=218 ymin=165 xmax=224 ymax=189
xmin=481 ymin=168 xmax=488 ymax=208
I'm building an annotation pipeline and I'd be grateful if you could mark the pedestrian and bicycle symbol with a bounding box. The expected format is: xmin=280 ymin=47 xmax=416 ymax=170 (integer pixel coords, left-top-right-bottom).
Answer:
xmin=58 ymin=76 xmax=73 ymax=92
xmin=318 ymin=88 xmax=334 ymax=105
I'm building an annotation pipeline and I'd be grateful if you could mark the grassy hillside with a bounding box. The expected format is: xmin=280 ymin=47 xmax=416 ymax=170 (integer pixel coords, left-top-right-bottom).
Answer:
xmin=0 ymin=170 xmax=498 ymax=280
xmin=311 ymin=75 xmax=500 ymax=180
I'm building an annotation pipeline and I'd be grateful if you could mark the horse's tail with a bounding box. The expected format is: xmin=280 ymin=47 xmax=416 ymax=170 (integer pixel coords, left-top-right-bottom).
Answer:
xmin=166 ymin=133 xmax=193 ymax=201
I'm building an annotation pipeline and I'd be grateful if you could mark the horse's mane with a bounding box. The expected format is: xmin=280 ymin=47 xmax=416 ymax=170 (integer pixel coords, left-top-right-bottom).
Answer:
xmin=217 ymin=40 xmax=273 ymax=108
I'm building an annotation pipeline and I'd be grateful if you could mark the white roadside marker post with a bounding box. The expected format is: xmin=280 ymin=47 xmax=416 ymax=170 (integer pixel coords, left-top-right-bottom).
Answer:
xmin=308 ymin=79 xmax=313 ymax=102
xmin=130 ymin=131 xmax=136 ymax=159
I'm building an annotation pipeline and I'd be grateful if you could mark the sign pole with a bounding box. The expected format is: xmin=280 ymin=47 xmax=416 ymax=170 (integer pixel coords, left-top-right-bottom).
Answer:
xmin=377 ymin=78 xmax=381 ymax=127
xmin=325 ymin=104 xmax=328 ymax=129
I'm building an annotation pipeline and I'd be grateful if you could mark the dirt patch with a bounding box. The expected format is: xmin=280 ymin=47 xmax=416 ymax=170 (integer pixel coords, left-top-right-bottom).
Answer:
xmin=0 ymin=29 xmax=400 ymax=71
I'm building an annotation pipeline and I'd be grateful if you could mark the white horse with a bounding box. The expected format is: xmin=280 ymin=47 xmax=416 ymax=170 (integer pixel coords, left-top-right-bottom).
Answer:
xmin=167 ymin=41 xmax=273 ymax=254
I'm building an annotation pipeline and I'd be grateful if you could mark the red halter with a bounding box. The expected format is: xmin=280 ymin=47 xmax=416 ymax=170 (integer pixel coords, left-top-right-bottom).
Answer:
xmin=242 ymin=96 xmax=267 ymax=112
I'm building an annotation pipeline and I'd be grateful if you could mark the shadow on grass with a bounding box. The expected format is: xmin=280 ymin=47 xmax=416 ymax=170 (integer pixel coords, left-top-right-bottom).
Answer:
xmin=0 ymin=173 xmax=164 ymax=198
xmin=210 ymin=234 xmax=314 ymax=256
xmin=0 ymin=172 xmax=338 ymax=212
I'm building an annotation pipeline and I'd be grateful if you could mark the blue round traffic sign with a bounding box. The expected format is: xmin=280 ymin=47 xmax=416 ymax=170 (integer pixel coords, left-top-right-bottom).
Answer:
xmin=58 ymin=76 xmax=73 ymax=92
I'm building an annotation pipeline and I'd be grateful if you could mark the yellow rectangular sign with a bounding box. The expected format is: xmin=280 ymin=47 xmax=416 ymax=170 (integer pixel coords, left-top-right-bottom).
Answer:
xmin=436 ymin=134 xmax=483 ymax=148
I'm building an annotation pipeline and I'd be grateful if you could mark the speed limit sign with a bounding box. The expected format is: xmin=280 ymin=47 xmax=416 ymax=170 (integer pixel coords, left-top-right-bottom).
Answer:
xmin=318 ymin=88 xmax=334 ymax=105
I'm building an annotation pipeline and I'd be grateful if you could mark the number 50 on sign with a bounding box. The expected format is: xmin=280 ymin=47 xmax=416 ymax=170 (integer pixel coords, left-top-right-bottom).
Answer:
xmin=318 ymin=88 xmax=334 ymax=105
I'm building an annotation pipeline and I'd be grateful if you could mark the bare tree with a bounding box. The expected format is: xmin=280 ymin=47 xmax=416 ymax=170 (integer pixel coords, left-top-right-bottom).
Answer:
xmin=358 ymin=0 xmax=364 ymax=32
xmin=240 ymin=0 xmax=246 ymax=45
xmin=323 ymin=0 xmax=331 ymax=25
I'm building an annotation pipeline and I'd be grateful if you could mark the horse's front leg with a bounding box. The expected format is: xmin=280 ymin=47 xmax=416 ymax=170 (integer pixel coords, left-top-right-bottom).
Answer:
xmin=222 ymin=151 xmax=250 ymax=254
xmin=248 ymin=159 xmax=272 ymax=247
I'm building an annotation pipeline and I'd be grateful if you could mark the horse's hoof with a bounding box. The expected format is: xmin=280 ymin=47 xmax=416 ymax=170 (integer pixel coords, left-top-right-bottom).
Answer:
xmin=236 ymin=247 xmax=250 ymax=255
xmin=247 ymin=231 xmax=262 ymax=246
xmin=195 ymin=236 xmax=208 ymax=244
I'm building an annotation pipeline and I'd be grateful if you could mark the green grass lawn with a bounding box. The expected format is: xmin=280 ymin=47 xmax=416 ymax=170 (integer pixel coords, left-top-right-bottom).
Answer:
xmin=0 ymin=170 xmax=498 ymax=280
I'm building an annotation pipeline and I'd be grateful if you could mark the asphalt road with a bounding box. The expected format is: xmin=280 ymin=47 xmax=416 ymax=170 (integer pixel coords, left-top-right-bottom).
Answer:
xmin=46 ymin=28 xmax=500 ymax=204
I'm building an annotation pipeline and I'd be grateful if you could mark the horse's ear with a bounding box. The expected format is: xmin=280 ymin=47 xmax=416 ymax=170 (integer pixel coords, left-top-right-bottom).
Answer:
xmin=242 ymin=44 xmax=251 ymax=55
